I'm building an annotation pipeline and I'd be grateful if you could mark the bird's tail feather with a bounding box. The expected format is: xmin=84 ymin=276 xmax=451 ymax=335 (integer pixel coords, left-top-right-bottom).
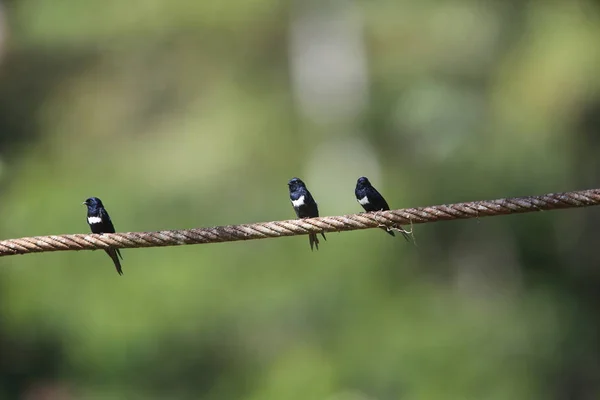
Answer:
xmin=105 ymin=249 xmax=123 ymax=275
xmin=309 ymin=233 xmax=319 ymax=251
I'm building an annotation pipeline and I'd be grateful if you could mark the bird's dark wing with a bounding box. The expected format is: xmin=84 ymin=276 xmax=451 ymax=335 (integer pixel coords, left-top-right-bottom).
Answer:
xmin=100 ymin=209 xmax=117 ymax=233
xmin=304 ymin=191 xmax=320 ymax=218
xmin=101 ymin=209 xmax=123 ymax=261
xmin=370 ymin=188 xmax=391 ymax=211
xmin=305 ymin=192 xmax=326 ymax=241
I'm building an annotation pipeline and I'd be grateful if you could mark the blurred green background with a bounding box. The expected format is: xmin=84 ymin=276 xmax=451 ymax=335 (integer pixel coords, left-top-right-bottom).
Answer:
xmin=1 ymin=0 xmax=600 ymax=399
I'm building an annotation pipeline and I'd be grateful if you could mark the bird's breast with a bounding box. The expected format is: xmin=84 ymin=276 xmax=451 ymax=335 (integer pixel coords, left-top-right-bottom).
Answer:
xmin=88 ymin=216 xmax=103 ymax=224
xmin=291 ymin=195 xmax=305 ymax=208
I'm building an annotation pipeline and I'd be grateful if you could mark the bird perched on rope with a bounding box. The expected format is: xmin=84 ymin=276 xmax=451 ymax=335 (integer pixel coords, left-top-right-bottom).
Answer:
xmin=355 ymin=176 xmax=410 ymax=241
xmin=288 ymin=177 xmax=326 ymax=250
xmin=83 ymin=197 xmax=123 ymax=275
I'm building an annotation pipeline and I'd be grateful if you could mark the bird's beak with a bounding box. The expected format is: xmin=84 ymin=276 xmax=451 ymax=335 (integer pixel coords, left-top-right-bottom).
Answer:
xmin=82 ymin=202 xmax=86 ymax=205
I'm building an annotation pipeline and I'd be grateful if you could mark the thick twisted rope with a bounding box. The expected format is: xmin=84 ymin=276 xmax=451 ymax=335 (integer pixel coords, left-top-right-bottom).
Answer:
xmin=0 ymin=188 xmax=599 ymax=257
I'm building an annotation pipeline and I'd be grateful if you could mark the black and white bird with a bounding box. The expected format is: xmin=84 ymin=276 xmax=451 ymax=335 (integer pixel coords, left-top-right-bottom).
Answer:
xmin=288 ymin=177 xmax=326 ymax=250
xmin=355 ymin=176 xmax=410 ymax=241
xmin=83 ymin=197 xmax=123 ymax=275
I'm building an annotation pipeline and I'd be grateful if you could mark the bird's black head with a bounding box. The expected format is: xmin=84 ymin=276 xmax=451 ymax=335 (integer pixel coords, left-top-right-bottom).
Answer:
xmin=356 ymin=176 xmax=372 ymax=188
xmin=288 ymin=177 xmax=306 ymax=192
xmin=83 ymin=197 xmax=104 ymax=209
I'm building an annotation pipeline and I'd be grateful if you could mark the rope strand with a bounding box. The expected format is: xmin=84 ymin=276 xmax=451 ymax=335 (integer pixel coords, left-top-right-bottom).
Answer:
xmin=1 ymin=188 xmax=599 ymax=257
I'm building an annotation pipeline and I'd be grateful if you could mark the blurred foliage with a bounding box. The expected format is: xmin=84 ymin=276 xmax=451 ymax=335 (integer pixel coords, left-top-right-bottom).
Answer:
xmin=1 ymin=0 xmax=600 ymax=399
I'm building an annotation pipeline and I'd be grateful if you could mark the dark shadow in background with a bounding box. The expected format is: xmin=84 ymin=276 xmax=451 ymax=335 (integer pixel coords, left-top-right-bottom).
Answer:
xmin=0 ymin=49 xmax=98 ymax=161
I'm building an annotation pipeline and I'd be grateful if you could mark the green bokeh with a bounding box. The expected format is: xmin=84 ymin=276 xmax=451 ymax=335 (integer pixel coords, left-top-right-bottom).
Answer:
xmin=1 ymin=0 xmax=600 ymax=399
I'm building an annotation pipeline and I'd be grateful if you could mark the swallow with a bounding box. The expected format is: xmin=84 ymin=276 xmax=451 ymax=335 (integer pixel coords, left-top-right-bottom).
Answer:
xmin=288 ymin=177 xmax=326 ymax=250
xmin=83 ymin=197 xmax=123 ymax=275
xmin=355 ymin=176 xmax=410 ymax=241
